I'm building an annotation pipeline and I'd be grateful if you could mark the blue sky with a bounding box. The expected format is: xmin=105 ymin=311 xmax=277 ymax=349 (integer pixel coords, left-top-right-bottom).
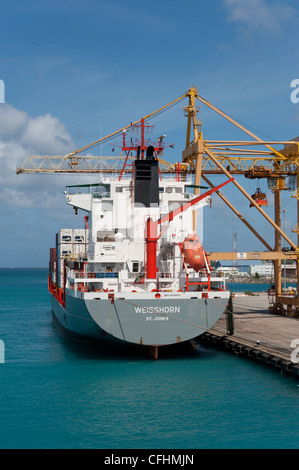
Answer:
xmin=0 ymin=0 xmax=299 ymax=267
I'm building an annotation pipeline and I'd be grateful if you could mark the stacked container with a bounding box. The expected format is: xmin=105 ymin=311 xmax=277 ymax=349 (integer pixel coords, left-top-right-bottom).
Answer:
xmin=54 ymin=229 xmax=89 ymax=287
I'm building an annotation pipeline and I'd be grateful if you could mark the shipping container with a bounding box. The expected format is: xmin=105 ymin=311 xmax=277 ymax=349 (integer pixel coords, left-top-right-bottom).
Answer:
xmin=56 ymin=229 xmax=73 ymax=244
xmin=56 ymin=243 xmax=73 ymax=258
xmin=73 ymin=229 xmax=86 ymax=243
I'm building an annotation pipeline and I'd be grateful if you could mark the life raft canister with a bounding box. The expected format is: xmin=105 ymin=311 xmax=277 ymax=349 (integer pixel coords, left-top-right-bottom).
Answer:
xmin=181 ymin=233 xmax=205 ymax=272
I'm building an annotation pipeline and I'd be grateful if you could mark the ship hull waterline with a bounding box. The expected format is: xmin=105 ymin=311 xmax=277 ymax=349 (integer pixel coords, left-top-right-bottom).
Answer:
xmin=50 ymin=291 xmax=229 ymax=356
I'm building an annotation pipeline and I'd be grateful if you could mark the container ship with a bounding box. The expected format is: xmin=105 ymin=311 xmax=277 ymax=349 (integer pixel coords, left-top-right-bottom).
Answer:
xmin=48 ymin=121 xmax=232 ymax=359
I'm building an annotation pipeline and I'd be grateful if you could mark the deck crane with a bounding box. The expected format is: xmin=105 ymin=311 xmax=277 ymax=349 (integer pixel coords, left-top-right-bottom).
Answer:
xmin=16 ymin=87 xmax=299 ymax=316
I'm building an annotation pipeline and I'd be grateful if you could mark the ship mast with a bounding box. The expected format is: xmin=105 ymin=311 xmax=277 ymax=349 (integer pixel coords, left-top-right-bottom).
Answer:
xmin=118 ymin=118 xmax=171 ymax=181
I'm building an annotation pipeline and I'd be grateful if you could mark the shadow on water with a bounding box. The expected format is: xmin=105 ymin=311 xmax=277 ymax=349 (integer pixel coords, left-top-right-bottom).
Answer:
xmin=52 ymin=319 xmax=206 ymax=362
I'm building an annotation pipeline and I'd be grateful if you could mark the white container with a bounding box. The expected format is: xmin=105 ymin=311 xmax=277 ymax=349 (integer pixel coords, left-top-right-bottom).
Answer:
xmin=57 ymin=229 xmax=73 ymax=244
xmin=73 ymin=229 xmax=86 ymax=243
xmin=57 ymin=244 xmax=73 ymax=258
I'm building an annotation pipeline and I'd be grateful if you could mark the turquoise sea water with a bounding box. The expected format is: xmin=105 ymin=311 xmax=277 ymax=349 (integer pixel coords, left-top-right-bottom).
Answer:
xmin=226 ymin=281 xmax=297 ymax=293
xmin=0 ymin=268 xmax=298 ymax=450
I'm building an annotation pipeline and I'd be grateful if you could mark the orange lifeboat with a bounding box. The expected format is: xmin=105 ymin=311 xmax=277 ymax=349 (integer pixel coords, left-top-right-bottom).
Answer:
xmin=181 ymin=233 xmax=205 ymax=272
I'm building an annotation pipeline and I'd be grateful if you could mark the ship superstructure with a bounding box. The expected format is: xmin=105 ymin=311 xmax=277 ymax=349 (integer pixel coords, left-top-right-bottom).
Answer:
xmin=53 ymin=175 xmax=218 ymax=294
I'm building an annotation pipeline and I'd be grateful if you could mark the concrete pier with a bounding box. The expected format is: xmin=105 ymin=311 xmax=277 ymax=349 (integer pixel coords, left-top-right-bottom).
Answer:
xmin=201 ymin=292 xmax=299 ymax=377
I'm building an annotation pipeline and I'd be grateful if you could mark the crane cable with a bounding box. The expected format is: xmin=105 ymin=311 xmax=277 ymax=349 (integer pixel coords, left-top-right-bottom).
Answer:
xmin=66 ymin=93 xmax=187 ymax=157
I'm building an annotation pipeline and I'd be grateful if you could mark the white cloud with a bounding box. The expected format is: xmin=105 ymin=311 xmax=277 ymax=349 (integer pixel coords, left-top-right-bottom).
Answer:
xmin=223 ymin=0 xmax=297 ymax=33
xmin=20 ymin=113 xmax=73 ymax=155
xmin=0 ymin=104 xmax=75 ymax=209
xmin=0 ymin=104 xmax=28 ymax=140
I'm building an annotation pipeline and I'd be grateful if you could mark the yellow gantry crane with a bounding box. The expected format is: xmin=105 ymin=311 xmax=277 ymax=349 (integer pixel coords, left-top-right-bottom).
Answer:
xmin=16 ymin=86 xmax=299 ymax=315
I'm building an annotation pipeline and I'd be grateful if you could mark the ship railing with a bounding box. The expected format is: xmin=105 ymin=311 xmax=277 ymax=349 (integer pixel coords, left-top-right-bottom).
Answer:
xmin=126 ymin=272 xmax=144 ymax=280
xmin=126 ymin=272 xmax=174 ymax=279
xmin=157 ymin=272 xmax=173 ymax=278
xmin=184 ymin=269 xmax=227 ymax=292
xmin=92 ymin=192 xmax=111 ymax=199
xmin=127 ymin=272 xmax=178 ymax=282
xmin=183 ymin=270 xmax=226 ymax=279
xmin=125 ymin=271 xmax=226 ymax=280
xmin=68 ymin=269 xmax=226 ymax=282
xmin=96 ymin=236 xmax=115 ymax=242
xmin=70 ymin=270 xmax=118 ymax=280
xmin=123 ymin=271 xmax=224 ymax=280
xmin=65 ymin=183 xmax=111 ymax=198
xmin=160 ymin=174 xmax=193 ymax=182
